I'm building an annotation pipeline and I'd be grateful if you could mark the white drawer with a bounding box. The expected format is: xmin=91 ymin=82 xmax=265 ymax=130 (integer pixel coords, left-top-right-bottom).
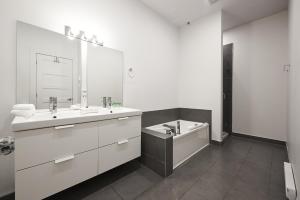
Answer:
xmin=99 ymin=136 xmax=141 ymax=174
xmin=98 ymin=115 xmax=141 ymax=147
xmin=15 ymin=149 xmax=98 ymax=200
xmin=15 ymin=122 xmax=98 ymax=171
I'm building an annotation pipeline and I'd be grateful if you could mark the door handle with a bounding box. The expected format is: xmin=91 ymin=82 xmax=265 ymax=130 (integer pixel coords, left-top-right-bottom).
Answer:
xmin=118 ymin=117 xmax=129 ymax=121
xmin=54 ymin=125 xmax=75 ymax=130
xmin=54 ymin=154 xmax=75 ymax=164
xmin=117 ymin=139 xmax=129 ymax=145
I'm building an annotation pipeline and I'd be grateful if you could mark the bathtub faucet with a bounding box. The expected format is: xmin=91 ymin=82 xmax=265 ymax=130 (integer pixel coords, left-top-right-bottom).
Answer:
xmin=177 ymin=121 xmax=181 ymax=135
xmin=163 ymin=124 xmax=177 ymax=135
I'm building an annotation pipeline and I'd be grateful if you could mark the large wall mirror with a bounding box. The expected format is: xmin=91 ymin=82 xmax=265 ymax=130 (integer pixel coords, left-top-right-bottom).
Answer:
xmin=17 ymin=21 xmax=123 ymax=109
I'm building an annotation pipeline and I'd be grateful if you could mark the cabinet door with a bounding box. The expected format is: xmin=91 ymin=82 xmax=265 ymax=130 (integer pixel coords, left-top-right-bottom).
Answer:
xmin=15 ymin=149 xmax=98 ymax=200
xmin=98 ymin=115 xmax=141 ymax=147
xmin=99 ymin=136 xmax=141 ymax=174
xmin=15 ymin=122 xmax=98 ymax=171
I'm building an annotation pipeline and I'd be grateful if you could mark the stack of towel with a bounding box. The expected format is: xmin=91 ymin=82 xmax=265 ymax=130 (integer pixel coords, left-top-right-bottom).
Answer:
xmin=11 ymin=104 xmax=36 ymax=118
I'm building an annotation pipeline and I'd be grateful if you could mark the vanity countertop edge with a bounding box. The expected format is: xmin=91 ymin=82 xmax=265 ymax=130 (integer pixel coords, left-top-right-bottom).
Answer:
xmin=11 ymin=108 xmax=143 ymax=132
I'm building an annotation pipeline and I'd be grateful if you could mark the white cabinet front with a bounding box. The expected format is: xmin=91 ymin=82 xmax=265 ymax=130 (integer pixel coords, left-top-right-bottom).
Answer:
xmin=15 ymin=149 xmax=98 ymax=200
xmin=99 ymin=136 xmax=141 ymax=174
xmin=15 ymin=122 xmax=98 ymax=171
xmin=14 ymin=113 xmax=142 ymax=200
xmin=98 ymin=116 xmax=141 ymax=147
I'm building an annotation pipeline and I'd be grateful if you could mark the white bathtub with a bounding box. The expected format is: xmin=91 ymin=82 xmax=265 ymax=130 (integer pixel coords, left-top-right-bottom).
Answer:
xmin=146 ymin=120 xmax=209 ymax=169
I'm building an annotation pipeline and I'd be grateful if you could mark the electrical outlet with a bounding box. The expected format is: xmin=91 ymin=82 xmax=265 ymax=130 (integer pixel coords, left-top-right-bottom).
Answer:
xmin=283 ymin=64 xmax=291 ymax=72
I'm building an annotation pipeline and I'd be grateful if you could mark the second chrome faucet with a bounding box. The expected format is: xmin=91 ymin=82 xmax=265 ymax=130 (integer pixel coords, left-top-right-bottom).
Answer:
xmin=49 ymin=97 xmax=57 ymax=114
xmin=102 ymin=97 xmax=112 ymax=108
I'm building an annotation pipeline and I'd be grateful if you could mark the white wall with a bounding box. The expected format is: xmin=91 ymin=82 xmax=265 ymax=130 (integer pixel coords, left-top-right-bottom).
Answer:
xmin=178 ymin=11 xmax=223 ymax=142
xmin=223 ymin=11 xmax=289 ymax=141
xmin=288 ymin=0 xmax=300 ymax=197
xmin=0 ymin=0 xmax=179 ymax=196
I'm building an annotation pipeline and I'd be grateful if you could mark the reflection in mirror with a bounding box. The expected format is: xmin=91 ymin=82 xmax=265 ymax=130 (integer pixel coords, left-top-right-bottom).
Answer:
xmin=17 ymin=21 xmax=124 ymax=109
xmin=17 ymin=21 xmax=80 ymax=109
xmin=86 ymin=43 xmax=123 ymax=106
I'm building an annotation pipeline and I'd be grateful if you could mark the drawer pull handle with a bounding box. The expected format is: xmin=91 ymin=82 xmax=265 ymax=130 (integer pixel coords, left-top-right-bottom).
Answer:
xmin=54 ymin=155 xmax=75 ymax=164
xmin=118 ymin=117 xmax=129 ymax=121
xmin=54 ymin=125 xmax=75 ymax=130
xmin=118 ymin=139 xmax=129 ymax=145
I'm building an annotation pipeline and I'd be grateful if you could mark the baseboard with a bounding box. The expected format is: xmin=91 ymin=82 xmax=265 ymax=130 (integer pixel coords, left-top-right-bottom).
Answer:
xmin=210 ymin=133 xmax=231 ymax=145
xmin=211 ymin=139 xmax=225 ymax=145
xmin=232 ymin=132 xmax=286 ymax=146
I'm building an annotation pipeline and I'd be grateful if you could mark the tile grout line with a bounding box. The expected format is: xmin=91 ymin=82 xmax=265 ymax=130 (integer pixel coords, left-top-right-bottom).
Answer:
xmin=178 ymin=159 xmax=219 ymax=200
xmin=268 ymin=147 xmax=275 ymax=198
xmin=135 ymin=158 xmax=218 ymax=200
xmin=177 ymin=141 xmax=245 ymax=200
xmin=133 ymin=175 xmax=164 ymax=199
xmin=111 ymin=186 xmax=125 ymax=200
xmin=222 ymin=141 xmax=254 ymax=200
xmin=132 ymin=180 xmax=161 ymax=200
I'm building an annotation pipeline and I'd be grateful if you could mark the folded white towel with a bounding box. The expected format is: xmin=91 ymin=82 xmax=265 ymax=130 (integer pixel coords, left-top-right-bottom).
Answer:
xmin=11 ymin=109 xmax=35 ymax=118
xmin=13 ymin=104 xmax=35 ymax=111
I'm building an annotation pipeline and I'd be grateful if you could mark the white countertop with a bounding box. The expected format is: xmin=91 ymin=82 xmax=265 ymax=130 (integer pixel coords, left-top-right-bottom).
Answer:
xmin=11 ymin=107 xmax=142 ymax=132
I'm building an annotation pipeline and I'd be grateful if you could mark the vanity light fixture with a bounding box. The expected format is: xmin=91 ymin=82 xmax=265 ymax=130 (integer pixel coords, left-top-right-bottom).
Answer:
xmin=78 ymin=30 xmax=87 ymax=41
xmin=64 ymin=26 xmax=74 ymax=40
xmin=89 ymin=35 xmax=103 ymax=46
xmin=90 ymin=35 xmax=97 ymax=43
xmin=64 ymin=25 xmax=103 ymax=46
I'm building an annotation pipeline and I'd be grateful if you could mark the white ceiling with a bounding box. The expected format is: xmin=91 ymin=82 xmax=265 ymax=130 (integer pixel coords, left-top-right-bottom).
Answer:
xmin=140 ymin=0 xmax=288 ymax=30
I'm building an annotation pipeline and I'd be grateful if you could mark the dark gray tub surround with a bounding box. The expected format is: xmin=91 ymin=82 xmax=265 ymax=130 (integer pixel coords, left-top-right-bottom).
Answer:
xmin=141 ymin=108 xmax=212 ymax=177
xmin=141 ymin=128 xmax=173 ymax=177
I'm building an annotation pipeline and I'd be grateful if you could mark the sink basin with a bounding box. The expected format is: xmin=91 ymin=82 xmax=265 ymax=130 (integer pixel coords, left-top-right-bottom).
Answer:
xmin=24 ymin=109 xmax=88 ymax=121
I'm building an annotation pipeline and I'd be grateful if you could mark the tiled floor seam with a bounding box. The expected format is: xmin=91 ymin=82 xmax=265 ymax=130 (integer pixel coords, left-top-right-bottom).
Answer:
xmin=222 ymin=141 xmax=254 ymax=200
xmin=132 ymin=179 xmax=160 ymax=200
xmin=133 ymin=157 xmax=218 ymax=200
xmin=221 ymin=163 xmax=245 ymax=200
xmin=177 ymin=160 xmax=218 ymax=200
xmin=267 ymin=147 xmax=276 ymax=198
xmin=111 ymin=186 xmax=125 ymax=200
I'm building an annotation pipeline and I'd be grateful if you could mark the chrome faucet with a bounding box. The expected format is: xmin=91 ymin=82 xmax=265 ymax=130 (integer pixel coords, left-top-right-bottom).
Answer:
xmin=107 ymin=97 xmax=112 ymax=109
xmin=102 ymin=97 xmax=112 ymax=109
xmin=163 ymin=124 xmax=177 ymax=135
xmin=102 ymin=97 xmax=107 ymax=108
xmin=177 ymin=121 xmax=181 ymax=135
xmin=49 ymin=97 xmax=57 ymax=114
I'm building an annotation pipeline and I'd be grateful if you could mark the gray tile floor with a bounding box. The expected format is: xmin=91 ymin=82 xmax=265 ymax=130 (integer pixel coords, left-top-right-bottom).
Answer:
xmin=3 ymin=135 xmax=288 ymax=200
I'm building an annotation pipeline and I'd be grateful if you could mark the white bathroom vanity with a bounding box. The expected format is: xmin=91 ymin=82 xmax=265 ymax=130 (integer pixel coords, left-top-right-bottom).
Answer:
xmin=12 ymin=107 xmax=142 ymax=200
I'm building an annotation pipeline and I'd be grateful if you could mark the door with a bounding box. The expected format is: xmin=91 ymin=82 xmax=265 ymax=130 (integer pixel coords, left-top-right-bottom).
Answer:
xmin=36 ymin=54 xmax=73 ymax=109
xmin=223 ymin=44 xmax=233 ymax=135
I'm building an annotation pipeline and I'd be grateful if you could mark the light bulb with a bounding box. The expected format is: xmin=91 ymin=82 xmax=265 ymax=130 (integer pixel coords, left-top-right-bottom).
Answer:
xmin=64 ymin=26 xmax=74 ymax=38
xmin=77 ymin=31 xmax=87 ymax=41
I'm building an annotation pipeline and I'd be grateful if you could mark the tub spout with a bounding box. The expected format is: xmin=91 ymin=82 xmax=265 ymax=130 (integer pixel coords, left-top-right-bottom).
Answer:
xmin=177 ymin=121 xmax=181 ymax=134
xmin=163 ymin=124 xmax=176 ymax=135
